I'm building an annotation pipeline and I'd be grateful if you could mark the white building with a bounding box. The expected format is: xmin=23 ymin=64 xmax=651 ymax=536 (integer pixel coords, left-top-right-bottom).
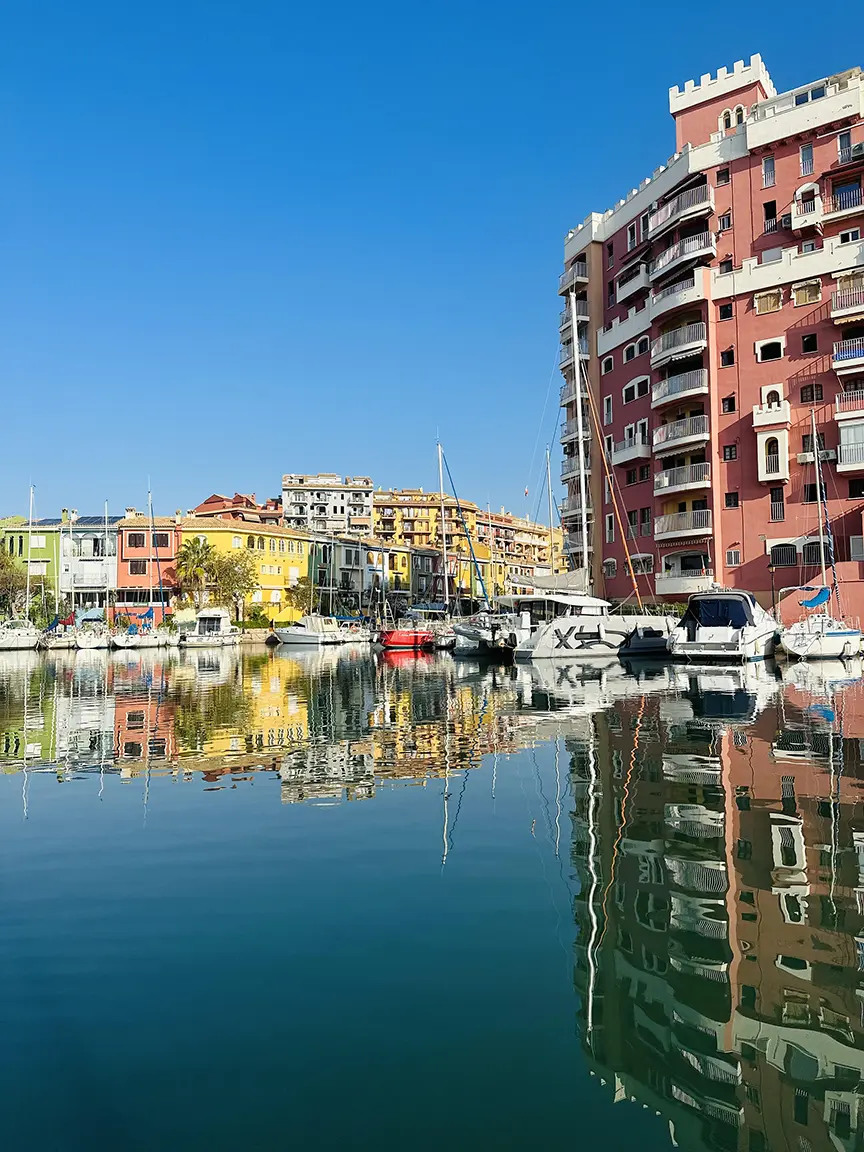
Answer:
xmin=59 ymin=515 xmax=121 ymax=610
xmin=281 ymin=474 xmax=374 ymax=537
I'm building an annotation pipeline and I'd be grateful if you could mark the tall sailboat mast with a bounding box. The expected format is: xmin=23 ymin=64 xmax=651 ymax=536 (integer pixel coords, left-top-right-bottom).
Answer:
xmin=570 ymin=290 xmax=590 ymax=575
xmin=811 ymin=407 xmax=828 ymax=587
xmin=147 ymin=489 xmax=155 ymax=613
xmin=437 ymin=441 xmax=449 ymax=612
xmin=545 ymin=448 xmax=555 ymax=575
xmin=25 ymin=485 xmax=34 ymax=619
xmin=103 ymin=500 xmax=109 ymax=620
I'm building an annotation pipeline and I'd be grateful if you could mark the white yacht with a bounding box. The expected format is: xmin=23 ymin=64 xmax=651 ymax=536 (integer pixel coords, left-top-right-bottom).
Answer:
xmin=274 ymin=614 xmax=343 ymax=647
xmin=667 ymin=590 xmax=777 ymax=663
xmin=0 ymin=619 xmax=40 ymax=651
xmin=182 ymin=608 xmax=240 ymax=648
xmin=513 ymin=594 xmax=677 ymax=661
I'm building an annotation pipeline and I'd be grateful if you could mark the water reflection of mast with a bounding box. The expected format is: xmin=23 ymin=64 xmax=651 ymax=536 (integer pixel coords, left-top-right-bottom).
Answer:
xmin=584 ymin=713 xmax=601 ymax=1040
xmin=441 ymin=668 xmax=452 ymax=869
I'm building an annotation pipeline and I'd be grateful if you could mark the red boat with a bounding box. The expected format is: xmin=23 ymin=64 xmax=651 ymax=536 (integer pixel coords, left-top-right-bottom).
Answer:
xmin=378 ymin=628 xmax=435 ymax=650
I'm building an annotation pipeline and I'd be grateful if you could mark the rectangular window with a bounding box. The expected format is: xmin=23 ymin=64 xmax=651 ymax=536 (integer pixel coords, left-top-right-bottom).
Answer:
xmin=762 ymin=155 xmax=775 ymax=187
xmin=802 ymin=333 xmax=818 ymax=353
xmin=719 ymin=258 xmax=733 ymax=274
xmin=30 ymin=534 xmax=46 ymax=549
xmin=840 ymin=228 xmax=861 ymax=244
xmin=722 ymin=395 xmax=736 ymax=413
xmin=801 ymin=383 xmax=823 ymax=403
xmin=152 ymin=533 xmax=169 ymax=549
xmin=627 ymin=222 xmax=637 ymax=251
xmin=606 ymin=242 xmax=614 ymax=268
xmin=803 ymin=482 xmax=826 ymax=504
xmin=850 ymin=479 xmax=864 ymax=498
xmin=625 ymin=469 xmax=637 ymax=485
xmin=638 ymin=464 xmax=650 ymax=482
xmin=761 ymin=247 xmax=783 ymax=265
xmin=757 ymin=340 xmax=783 ymax=362
xmin=800 ymin=143 xmax=814 ymax=176
xmin=755 ymin=289 xmax=782 ymax=314
xmin=719 ymin=302 xmax=733 ymax=320
xmin=640 ymin=212 xmax=649 ymax=238
xmin=794 ymin=281 xmax=821 ymax=306
xmin=727 ymin=548 xmax=741 ymax=566
xmin=607 ymin=281 xmax=615 ymax=305
xmin=802 ymin=240 xmax=818 ymax=253
xmin=718 ymin=212 xmax=732 ymax=231
xmin=603 ymin=395 xmax=612 ymax=425
xmin=839 ymin=129 xmax=852 ymax=160
xmin=716 ymin=168 xmax=730 ymax=186
xmin=129 ymin=560 xmax=147 ymax=575
xmin=725 ymin=492 xmax=739 ymax=508
xmin=802 ymin=432 xmax=825 ymax=453
xmin=604 ymin=434 xmax=613 ymax=458
xmin=723 ymin=444 xmax=738 ymax=461
xmin=721 ymin=349 xmax=735 ymax=367
xmin=605 ymin=514 xmax=614 ymax=544
xmin=640 ymin=507 xmax=651 ymax=535
xmin=128 ymin=532 xmax=145 ymax=548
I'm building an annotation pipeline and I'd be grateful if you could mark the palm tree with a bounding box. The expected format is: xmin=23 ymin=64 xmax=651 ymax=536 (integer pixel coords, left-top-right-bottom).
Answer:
xmin=175 ymin=538 xmax=215 ymax=607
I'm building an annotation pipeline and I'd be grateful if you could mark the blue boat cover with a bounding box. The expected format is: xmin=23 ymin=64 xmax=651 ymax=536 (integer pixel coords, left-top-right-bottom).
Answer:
xmin=800 ymin=587 xmax=831 ymax=608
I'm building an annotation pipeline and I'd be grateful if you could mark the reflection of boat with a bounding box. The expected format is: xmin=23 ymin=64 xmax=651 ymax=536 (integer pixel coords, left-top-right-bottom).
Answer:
xmin=667 ymin=590 xmax=776 ymax=662
xmin=0 ymin=619 xmax=40 ymax=651
xmin=274 ymin=615 xmax=343 ymax=647
xmin=513 ymin=595 xmax=676 ymax=660
xmin=182 ymin=608 xmax=240 ymax=648
xmin=378 ymin=649 xmax=436 ymax=666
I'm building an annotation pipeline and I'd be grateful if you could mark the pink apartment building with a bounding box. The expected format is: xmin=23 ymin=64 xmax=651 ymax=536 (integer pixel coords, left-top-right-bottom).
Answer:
xmin=559 ymin=55 xmax=864 ymax=620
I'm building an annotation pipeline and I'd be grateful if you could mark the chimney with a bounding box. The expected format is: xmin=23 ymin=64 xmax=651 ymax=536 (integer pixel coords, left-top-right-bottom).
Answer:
xmin=61 ymin=507 xmax=69 ymax=523
xmin=70 ymin=509 xmax=79 ymax=523
xmin=125 ymin=507 xmax=138 ymax=518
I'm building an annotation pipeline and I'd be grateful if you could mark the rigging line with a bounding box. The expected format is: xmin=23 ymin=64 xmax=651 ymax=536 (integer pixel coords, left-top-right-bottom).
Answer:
xmin=446 ymin=694 xmax=489 ymax=855
xmin=523 ymin=343 xmax=563 ymax=519
xmin=441 ymin=451 xmax=490 ymax=609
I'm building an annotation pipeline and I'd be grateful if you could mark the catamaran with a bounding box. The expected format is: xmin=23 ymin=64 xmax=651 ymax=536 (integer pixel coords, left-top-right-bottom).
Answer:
xmin=779 ymin=409 xmax=861 ymax=660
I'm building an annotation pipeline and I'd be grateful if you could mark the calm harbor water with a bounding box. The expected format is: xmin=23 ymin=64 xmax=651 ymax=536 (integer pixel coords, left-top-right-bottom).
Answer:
xmin=1 ymin=648 xmax=864 ymax=1150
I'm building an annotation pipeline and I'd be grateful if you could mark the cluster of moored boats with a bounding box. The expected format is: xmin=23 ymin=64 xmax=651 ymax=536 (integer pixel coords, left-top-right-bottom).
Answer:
xmin=272 ymin=613 xmax=457 ymax=650
xmin=0 ymin=608 xmax=242 ymax=652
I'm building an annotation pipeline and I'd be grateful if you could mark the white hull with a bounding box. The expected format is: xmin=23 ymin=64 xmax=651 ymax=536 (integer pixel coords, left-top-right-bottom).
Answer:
xmin=0 ymin=635 xmax=40 ymax=651
xmin=275 ymin=616 xmax=343 ymax=646
xmin=516 ymin=614 xmax=677 ymax=661
xmin=41 ymin=634 xmax=78 ymax=650
xmin=183 ymin=635 xmax=224 ymax=648
xmin=668 ymin=624 xmax=776 ymax=663
xmin=75 ymin=631 xmax=110 ymax=650
xmin=667 ymin=591 xmax=777 ymax=663
xmin=779 ymin=616 xmax=861 ymax=660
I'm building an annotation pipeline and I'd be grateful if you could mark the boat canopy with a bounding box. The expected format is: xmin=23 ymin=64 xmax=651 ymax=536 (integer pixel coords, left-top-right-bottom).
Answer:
xmin=680 ymin=593 xmax=755 ymax=629
xmin=800 ymin=586 xmax=831 ymax=608
xmin=529 ymin=569 xmax=592 ymax=594
xmin=497 ymin=593 xmax=609 ymax=611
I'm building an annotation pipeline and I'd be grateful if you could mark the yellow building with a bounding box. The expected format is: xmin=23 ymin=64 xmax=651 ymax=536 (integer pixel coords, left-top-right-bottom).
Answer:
xmin=179 ymin=518 xmax=312 ymax=623
xmin=476 ymin=510 xmax=565 ymax=595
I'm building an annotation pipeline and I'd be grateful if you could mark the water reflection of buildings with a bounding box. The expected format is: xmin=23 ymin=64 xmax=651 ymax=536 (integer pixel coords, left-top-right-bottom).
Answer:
xmin=571 ymin=669 xmax=864 ymax=1152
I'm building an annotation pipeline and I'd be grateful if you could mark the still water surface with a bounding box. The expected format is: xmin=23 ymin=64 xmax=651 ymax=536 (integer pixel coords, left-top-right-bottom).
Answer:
xmin=1 ymin=647 xmax=864 ymax=1150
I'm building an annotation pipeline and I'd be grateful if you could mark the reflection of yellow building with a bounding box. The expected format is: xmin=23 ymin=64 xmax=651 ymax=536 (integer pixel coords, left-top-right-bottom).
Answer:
xmin=180 ymin=518 xmax=311 ymax=623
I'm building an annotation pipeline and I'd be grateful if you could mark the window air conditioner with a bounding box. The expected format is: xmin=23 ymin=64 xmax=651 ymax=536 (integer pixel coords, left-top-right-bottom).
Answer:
xmin=852 ymin=142 xmax=864 ymax=159
xmin=780 ymin=214 xmax=792 ymax=229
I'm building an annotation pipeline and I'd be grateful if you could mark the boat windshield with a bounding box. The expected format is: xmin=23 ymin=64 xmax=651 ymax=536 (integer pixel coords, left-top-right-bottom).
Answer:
xmin=681 ymin=597 xmax=753 ymax=629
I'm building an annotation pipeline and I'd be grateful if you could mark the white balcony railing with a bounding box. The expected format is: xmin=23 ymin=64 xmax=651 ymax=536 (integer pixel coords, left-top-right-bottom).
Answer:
xmin=830 ymin=186 xmax=863 ymax=214
xmin=647 ymin=185 xmax=713 ymax=236
xmin=560 ymin=496 xmax=592 ymax=514
xmin=612 ymin=433 xmax=650 ymax=460
xmin=651 ymin=275 xmax=695 ymax=306
xmin=651 ymin=322 xmax=707 ymax=360
xmin=838 ymin=443 xmax=864 ymax=466
xmin=653 ymin=415 xmax=710 ymax=449
xmin=558 ymin=260 xmax=588 ymax=292
xmin=832 ymin=287 xmax=864 ymax=315
xmin=654 ymin=462 xmax=710 ymax=494
xmin=765 ymin=454 xmax=781 ymax=475
xmin=655 ymin=509 xmax=713 ymax=537
xmin=834 ymin=337 xmax=864 ymax=364
xmin=835 ymin=390 xmax=864 ymax=415
xmin=561 ymin=417 xmax=591 ymax=440
xmin=651 ymin=368 xmax=709 ymax=405
xmin=650 ymin=232 xmax=715 ymax=277
xmin=559 ymin=300 xmax=589 ymax=327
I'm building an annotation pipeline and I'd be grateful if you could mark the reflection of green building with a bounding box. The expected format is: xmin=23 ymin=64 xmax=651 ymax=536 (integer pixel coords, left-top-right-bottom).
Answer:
xmin=0 ymin=659 xmax=58 ymax=768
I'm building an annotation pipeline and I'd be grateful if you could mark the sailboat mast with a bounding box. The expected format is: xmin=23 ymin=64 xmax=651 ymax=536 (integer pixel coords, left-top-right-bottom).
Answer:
xmin=437 ymin=441 xmax=450 ymax=612
xmin=25 ymin=485 xmax=34 ymax=619
xmin=811 ymin=407 xmax=828 ymax=586
xmin=545 ymin=448 xmax=555 ymax=578
xmin=570 ymin=290 xmax=590 ymax=575
xmin=104 ymin=500 xmax=109 ymax=621
xmin=147 ymin=489 xmax=155 ymax=612
xmin=487 ymin=502 xmax=494 ymax=597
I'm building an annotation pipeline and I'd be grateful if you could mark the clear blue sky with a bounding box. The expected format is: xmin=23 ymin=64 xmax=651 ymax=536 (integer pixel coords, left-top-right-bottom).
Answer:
xmin=1 ymin=1 xmax=857 ymax=522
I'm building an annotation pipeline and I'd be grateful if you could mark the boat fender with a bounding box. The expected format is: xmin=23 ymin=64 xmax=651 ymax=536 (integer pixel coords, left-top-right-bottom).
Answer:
xmin=598 ymin=622 xmax=605 ymax=645
xmin=508 ymin=632 xmax=517 ymax=648
xmin=844 ymin=640 xmax=854 ymax=659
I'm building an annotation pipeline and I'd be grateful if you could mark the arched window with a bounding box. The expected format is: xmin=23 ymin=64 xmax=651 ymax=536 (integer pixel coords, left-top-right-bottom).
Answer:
xmin=624 ymin=343 xmax=636 ymax=363
xmin=232 ymin=536 xmax=242 ymax=549
xmin=766 ymin=389 xmax=781 ymax=407
xmin=765 ymin=438 xmax=780 ymax=476
xmin=247 ymin=535 xmax=255 ymax=549
xmin=637 ymin=336 xmax=649 ymax=355
xmin=257 ymin=536 xmax=265 ymax=550
xmin=602 ymin=356 xmax=613 ymax=375
xmin=269 ymin=538 xmax=276 ymax=552
xmin=723 ymin=110 xmax=732 ymax=130
xmin=735 ymin=105 xmax=745 ymax=125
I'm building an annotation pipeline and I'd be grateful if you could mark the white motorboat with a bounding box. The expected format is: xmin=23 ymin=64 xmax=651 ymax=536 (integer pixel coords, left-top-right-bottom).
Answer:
xmin=182 ymin=607 xmax=240 ymax=648
xmin=75 ymin=624 xmax=111 ymax=650
xmin=0 ymin=619 xmax=40 ymax=651
xmin=274 ymin=615 xmax=343 ymax=647
xmin=779 ymin=613 xmax=861 ymax=660
xmin=513 ymin=594 xmax=677 ymax=661
xmin=667 ymin=590 xmax=777 ymax=663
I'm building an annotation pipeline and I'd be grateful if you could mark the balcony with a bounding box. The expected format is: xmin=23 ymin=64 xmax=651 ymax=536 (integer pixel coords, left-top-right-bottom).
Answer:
xmin=558 ymin=259 xmax=589 ymax=295
xmin=650 ymin=232 xmax=717 ymax=281
xmin=654 ymin=509 xmax=713 ymax=541
xmin=616 ymin=264 xmax=650 ymax=305
xmin=653 ymin=415 xmax=710 ymax=455
xmin=651 ymin=322 xmax=708 ymax=369
xmin=560 ymin=495 xmax=593 ymax=519
xmin=651 ymin=368 xmax=709 ymax=408
xmin=832 ymin=286 xmax=864 ymax=322
xmin=770 ymin=501 xmax=785 ymax=522
xmin=792 ymin=195 xmax=823 ymax=232
xmin=824 ymin=185 xmax=863 ymax=220
xmin=561 ymin=455 xmax=583 ymax=482
xmin=655 ymin=571 xmax=715 ymax=597
xmin=559 ymin=339 xmax=589 ymax=368
xmin=833 ymin=337 xmax=864 ymax=375
xmin=752 ymin=399 xmax=791 ymax=429
xmin=836 ymin=390 xmax=864 ymax=420
xmin=611 ymin=433 xmax=651 ymax=464
xmin=654 ymin=462 xmax=711 ymax=496
xmin=647 ymin=184 xmax=714 ymax=239
xmin=560 ymin=417 xmax=591 ymax=443
xmin=650 ymin=270 xmax=709 ymax=320
xmin=559 ymin=300 xmax=589 ymax=329
xmin=837 ymin=441 xmax=864 ymax=473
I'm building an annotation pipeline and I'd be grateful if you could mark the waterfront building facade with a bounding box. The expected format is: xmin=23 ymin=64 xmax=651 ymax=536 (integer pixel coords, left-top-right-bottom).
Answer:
xmin=189 ymin=493 xmax=283 ymax=523
xmin=281 ymin=474 xmax=374 ymax=537
xmin=113 ymin=514 xmax=181 ymax=624
xmin=559 ymin=57 xmax=864 ymax=614
xmin=1 ymin=517 xmax=61 ymax=607
xmin=58 ymin=513 xmax=121 ymax=611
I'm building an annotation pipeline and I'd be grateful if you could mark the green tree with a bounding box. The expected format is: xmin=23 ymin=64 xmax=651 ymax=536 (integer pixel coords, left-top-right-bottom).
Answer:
xmin=0 ymin=549 xmax=27 ymax=617
xmin=281 ymin=576 xmax=313 ymax=617
xmin=175 ymin=538 xmax=215 ymax=607
xmin=210 ymin=550 xmax=258 ymax=619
